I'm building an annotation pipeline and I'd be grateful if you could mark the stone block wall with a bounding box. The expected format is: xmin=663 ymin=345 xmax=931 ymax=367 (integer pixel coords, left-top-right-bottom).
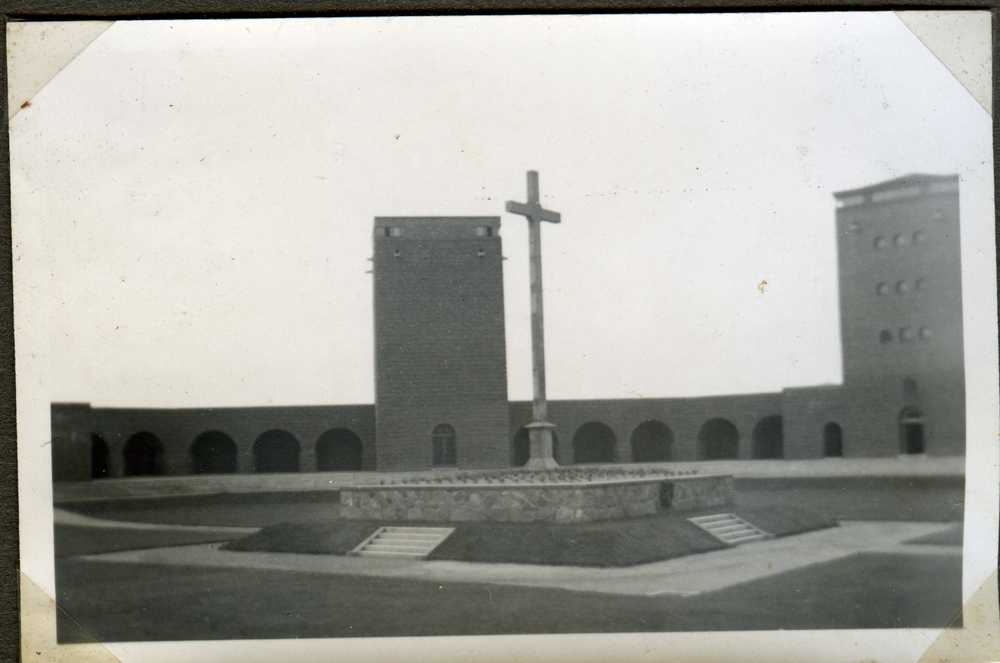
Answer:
xmin=661 ymin=474 xmax=734 ymax=510
xmin=340 ymin=474 xmax=733 ymax=523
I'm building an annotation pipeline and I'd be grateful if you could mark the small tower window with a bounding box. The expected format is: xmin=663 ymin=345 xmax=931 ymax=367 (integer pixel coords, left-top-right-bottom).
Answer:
xmin=894 ymin=234 xmax=908 ymax=247
xmin=913 ymin=230 xmax=926 ymax=244
xmin=896 ymin=280 xmax=909 ymax=294
xmin=476 ymin=249 xmax=485 ymax=258
xmin=876 ymin=283 xmax=890 ymax=296
xmin=848 ymin=221 xmax=862 ymax=234
xmin=475 ymin=226 xmax=493 ymax=237
xmin=932 ymin=210 xmax=944 ymax=221
xmin=432 ymin=424 xmax=457 ymax=467
xmin=384 ymin=226 xmax=403 ymax=237
xmin=920 ymin=326 xmax=932 ymax=339
xmin=874 ymin=236 xmax=886 ymax=250
xmin=879 ymin=330 xmax=893 ymax=343
xmin=900 ymin=327 xmax=916 ymax=342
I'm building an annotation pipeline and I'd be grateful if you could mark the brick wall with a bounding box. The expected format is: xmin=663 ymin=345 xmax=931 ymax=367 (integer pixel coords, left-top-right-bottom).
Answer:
xmin=834 ymin=174 xmax=965 ymax=456
xmin=372 ymin=217 xmax=510 ymax=470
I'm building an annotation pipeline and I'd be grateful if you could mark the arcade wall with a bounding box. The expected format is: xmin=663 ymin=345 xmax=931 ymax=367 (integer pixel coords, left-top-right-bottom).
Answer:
xmin=50 ymin=378 xmax=964 ymax=482
xmin=51 ymin=403 xmax=376 ymax=482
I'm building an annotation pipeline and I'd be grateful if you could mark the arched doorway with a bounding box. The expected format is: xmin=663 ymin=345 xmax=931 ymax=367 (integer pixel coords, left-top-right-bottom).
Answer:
xmin=511 ymin=426 xmax=559 ymax=466
xmin=751 ymin=415 xmax=784 ymax=459
xmin=899 ymin=408 xmax=924 ymax=454
xmin=630 ymin=420 xmax=673 ymax=463
xmin=190 ymin=431 xmax=237 ymax=474
xmin=823 ymin=422 xmax=843 ymax=457
xmin=123 ymin=432 xmax=165 ymax=476
xmin=432 ymin=424 xmax=457 ymax=467
xmin=253 ymin=430 xmax=300 ymax=473
xmin=91 ymin=434 xmax=109 ymax=479
xmin=316 ymin=428 xmax=363 ymax=471
xmin=698 ymin=418 xmax=739 ymax=460
xmin=572 ymin=422 xmax=617 ymax=464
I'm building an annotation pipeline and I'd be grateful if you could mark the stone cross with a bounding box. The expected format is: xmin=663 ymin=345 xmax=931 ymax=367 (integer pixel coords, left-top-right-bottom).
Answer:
xmin=506 ymin=170 xmax=560 ymax=470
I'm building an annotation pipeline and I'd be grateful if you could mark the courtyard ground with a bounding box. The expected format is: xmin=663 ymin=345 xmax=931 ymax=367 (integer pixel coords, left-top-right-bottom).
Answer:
xmin=56 ymin=540 xmax=960 ymax=641
xmin=51 ymin=471 xmax=964 ymax=642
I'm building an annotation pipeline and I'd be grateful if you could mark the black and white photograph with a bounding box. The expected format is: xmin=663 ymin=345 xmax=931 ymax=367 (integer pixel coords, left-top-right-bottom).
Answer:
xmin=12 ymin=12 xmax=998 ymax=663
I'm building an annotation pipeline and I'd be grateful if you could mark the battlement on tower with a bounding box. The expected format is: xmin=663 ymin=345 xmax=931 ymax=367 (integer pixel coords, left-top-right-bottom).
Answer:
xmin=374 ymin=216 xmax=501 ymax=240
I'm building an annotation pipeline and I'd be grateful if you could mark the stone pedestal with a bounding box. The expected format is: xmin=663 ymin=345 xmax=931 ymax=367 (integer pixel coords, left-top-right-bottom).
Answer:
xmin=525 ymin=421 xmax=558 ymax=470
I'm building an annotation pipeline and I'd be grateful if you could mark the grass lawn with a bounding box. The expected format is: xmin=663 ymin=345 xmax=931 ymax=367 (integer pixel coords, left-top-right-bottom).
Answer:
xmin=221 ymin=514 xmax=728 ymax=564
xmin=903 ymin=522 xmax=964 ymax=546
xmin=734 ymin=476 xmax=965 ymax=522
xmin=220 ymin=505 xmax=834 ymax=566
xmin=58 ymin=491 xmax=340 ymax=528
xmin=55 ymin=551 xmax=961 ymax=642
xmin=54 ymin=525 xmax=255 ymax=558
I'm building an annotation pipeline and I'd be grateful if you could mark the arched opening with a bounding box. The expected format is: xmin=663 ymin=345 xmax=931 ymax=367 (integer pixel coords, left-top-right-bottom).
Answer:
xmin=698 ymin=418 xmax=739 ymax=460
xmin=91 ymin=434 xmax=109 ymax=479
xmin=123 ymin=432 xmax=165 ymax=476
xmin=190 ymin=431 xmax=237 ymax=474
xmin=823 ymin=422 xmax=843 ymax=457
xmin=572 ymin=422 xmax=617 ymax=464
xmin=253 ymin=430 xmax=300 ymax=473
xmin=630 ymin=420 xmax=673 ymax=463
xmin=432 ymin=424 xmax=457 ymax=467
xmin=511 ymin=426 xmax=559 ymax=466
xmin=316 ymin=428 xmax=363 ymax=471
xmin=751 ymin=415 xmax=784 ymax=459
xmin=899 ymin=408 xmax=924 ymax=454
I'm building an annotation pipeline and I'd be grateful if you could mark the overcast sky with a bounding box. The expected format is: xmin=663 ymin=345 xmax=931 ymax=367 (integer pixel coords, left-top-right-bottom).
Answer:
xmin=10 ymin=13 xmax=993 ymax=407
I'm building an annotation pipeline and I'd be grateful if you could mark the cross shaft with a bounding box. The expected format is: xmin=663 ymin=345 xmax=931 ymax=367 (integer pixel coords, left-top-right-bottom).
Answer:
xmin=505 ymin=170 xmax=561 ymax=470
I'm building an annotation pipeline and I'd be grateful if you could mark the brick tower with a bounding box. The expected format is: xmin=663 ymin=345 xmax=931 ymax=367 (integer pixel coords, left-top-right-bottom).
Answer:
xmin=372 ymin=217 xmax=510 ymax=470
xmin=834 ymin=174 xmax=965 ymax=456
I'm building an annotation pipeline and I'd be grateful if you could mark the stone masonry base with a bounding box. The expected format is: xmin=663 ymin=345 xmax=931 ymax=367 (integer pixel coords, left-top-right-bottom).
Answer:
xmin=339 ymin=474 xmax=733 ymax=523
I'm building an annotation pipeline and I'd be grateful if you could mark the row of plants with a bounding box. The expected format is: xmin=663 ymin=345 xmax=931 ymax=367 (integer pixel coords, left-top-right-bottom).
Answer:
xmin=376 ymin=466 xmax=699 ymax=486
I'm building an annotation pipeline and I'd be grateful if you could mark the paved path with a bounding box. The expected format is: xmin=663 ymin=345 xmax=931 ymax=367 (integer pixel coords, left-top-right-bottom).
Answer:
xmin=76 ymin=520 xmax=959 ymax=597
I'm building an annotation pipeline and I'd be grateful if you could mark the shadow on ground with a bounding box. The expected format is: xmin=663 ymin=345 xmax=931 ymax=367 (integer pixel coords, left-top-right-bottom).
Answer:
xmin=55 ymin=549 xmax=961 ymax=642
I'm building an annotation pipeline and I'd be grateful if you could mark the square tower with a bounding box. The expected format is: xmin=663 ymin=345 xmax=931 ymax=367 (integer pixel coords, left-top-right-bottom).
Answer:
xmin=834 ymin=174 xmax=965 ymax=455
xmin=372 ymin=217 xmax=510 ymax=471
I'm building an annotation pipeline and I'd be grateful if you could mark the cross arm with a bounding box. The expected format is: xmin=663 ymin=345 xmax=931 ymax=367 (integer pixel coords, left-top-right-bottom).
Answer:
xmin=505 ymin=200 xmax=561 ymax=224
